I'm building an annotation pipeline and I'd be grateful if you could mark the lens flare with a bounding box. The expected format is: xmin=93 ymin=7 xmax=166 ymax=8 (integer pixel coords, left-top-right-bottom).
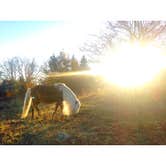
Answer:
xmin=90 ymin=42 xmax=166 ymax=88
xmin=62 ymin=101 xmax=71 ymax=116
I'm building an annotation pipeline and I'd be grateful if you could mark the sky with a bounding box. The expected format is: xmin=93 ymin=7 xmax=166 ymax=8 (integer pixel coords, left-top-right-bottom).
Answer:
xmin=0 ymin=21 xmax=104 ymax=65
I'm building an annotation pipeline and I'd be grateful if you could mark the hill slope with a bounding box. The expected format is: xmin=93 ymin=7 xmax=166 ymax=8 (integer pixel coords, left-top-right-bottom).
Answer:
xmin=0 ymin=91 xmax=166 ymax=145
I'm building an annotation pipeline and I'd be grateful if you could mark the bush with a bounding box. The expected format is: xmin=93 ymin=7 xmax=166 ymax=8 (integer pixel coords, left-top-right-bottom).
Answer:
xmin=43 ymin=73 xmax=103 ymax=96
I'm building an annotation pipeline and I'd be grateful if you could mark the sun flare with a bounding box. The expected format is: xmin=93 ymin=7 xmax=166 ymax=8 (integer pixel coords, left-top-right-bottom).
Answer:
xmin=62 ymin=101 xmax=71 ymax=116
xmin=90 ymin=42 xmax=166 ymax=88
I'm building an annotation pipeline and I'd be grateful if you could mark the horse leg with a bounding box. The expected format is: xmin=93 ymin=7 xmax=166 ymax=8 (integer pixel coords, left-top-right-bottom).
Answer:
xmin=31 ymin=100 xmax=41 ymax=119
xmin=60 ymin=102 xmax=64 ymax=111
xmin=60 ymin=102 xmax=64 ymax=115
xmin=52 ymin=103 xmax=59 ymax=120
xmin=34 ymin=105 xmax=41 ymax=117
xmin=31 ymin=107 xmax=34 ymax=120
xmin=31 ymin=101 xmax=35 ymax=119
xmin=60 ymin=102 xmax=65 ymax=121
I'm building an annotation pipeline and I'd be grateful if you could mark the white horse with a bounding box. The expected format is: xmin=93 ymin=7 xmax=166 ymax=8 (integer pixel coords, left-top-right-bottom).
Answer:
xmin=21 ymin=83 xmax=81 ymax=119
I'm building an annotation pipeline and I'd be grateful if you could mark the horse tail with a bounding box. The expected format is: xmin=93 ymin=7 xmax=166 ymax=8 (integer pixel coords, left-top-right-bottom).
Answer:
xmin=21 ymin=88 xmax=32 ymax=119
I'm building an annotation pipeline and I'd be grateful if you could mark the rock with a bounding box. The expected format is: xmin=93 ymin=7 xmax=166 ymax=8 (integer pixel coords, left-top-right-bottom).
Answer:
xmin=55 ymin=132 xmax=71 ymax=143
xmin=19 ymin=133 xmax=39 ymax=145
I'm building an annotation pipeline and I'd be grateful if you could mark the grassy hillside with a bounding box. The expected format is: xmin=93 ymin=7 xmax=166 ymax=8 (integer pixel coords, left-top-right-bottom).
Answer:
xmin=0 ymin=87 xmax=166 ymax=145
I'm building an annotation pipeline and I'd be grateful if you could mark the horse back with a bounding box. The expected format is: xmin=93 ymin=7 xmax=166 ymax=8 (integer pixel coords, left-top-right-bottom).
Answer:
xmin=31 ymin=85 xmax=63 ymax=104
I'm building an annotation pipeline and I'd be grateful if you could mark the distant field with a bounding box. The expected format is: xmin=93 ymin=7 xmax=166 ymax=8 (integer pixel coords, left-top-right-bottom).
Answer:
xmin=0 ymin=87 xmax=166 ymax=145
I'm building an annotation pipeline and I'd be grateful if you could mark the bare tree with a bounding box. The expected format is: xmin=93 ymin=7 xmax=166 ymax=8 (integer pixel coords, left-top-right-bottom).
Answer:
xmin=0 ymin=57 xmax=19 ymax=80
xmin=0 ymin=57 xmax=41 ymax=87
xmin=80 ymin=24 xmax=116 ymax=59
xmin=81 ymin=21 xmax=166 ymax=59
xmin=110 ymin=21 xmax=166 ymax=42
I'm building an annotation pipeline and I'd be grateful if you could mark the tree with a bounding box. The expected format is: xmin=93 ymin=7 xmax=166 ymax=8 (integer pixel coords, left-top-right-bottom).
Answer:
xmin=45 ymin=51 xmax=71 ymax=73
xmin=80 ymin=56 xmax=89 ymax=70
xmin=109 ymin=21 xmax=166 ymax=43
xmin=0 ymin=57 xmax=19 ymax=80
xmin=71 ymin=55 xmax=79 ymax=71
xmin=81 ymin=21 xmax=166 ymax=59
xmin=0 ymin=57 xmax=41 ymax=88
xmin=58 ymin=50 xmax=71 ymax=71
xmin=48 ymin=54 xmax=59 ymax=72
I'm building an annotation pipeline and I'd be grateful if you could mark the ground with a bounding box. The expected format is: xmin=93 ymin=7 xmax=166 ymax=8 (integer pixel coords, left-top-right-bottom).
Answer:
xmin=0 ymin=88 xmax=166 ymax=145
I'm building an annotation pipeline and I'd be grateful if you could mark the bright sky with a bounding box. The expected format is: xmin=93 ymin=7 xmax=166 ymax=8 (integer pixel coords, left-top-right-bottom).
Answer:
xmin=0 ymin=21 xmax=104 ymax=65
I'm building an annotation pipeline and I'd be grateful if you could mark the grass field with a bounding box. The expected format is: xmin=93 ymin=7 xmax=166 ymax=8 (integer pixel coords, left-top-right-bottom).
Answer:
xmin=0 ymin=86 xmax=166 ymax=145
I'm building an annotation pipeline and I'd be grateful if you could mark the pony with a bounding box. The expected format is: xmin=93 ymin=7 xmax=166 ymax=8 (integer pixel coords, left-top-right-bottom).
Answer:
xmin=21 ymin=83 xmax=81 ymax=119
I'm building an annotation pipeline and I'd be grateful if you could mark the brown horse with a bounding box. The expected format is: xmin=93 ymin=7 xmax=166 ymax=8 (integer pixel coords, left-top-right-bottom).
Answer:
xmin=21 ymin=83 xmax=81 ymax=119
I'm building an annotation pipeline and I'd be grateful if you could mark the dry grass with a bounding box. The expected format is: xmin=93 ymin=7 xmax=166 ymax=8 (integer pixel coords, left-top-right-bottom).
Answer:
xmin=0 ymin=87 xmax=166 ymax=145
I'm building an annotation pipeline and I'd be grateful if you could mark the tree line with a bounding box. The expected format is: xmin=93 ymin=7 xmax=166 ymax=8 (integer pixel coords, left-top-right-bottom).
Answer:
xmin=43 ymin=50 xmax=89 ymax=73
xmin=0 ymin=51 xmax=89 ymax=97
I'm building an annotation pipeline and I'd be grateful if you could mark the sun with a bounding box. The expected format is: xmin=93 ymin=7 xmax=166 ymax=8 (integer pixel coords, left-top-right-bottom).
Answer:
xmin=90 ymin=42 xmax=166 ymax=88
